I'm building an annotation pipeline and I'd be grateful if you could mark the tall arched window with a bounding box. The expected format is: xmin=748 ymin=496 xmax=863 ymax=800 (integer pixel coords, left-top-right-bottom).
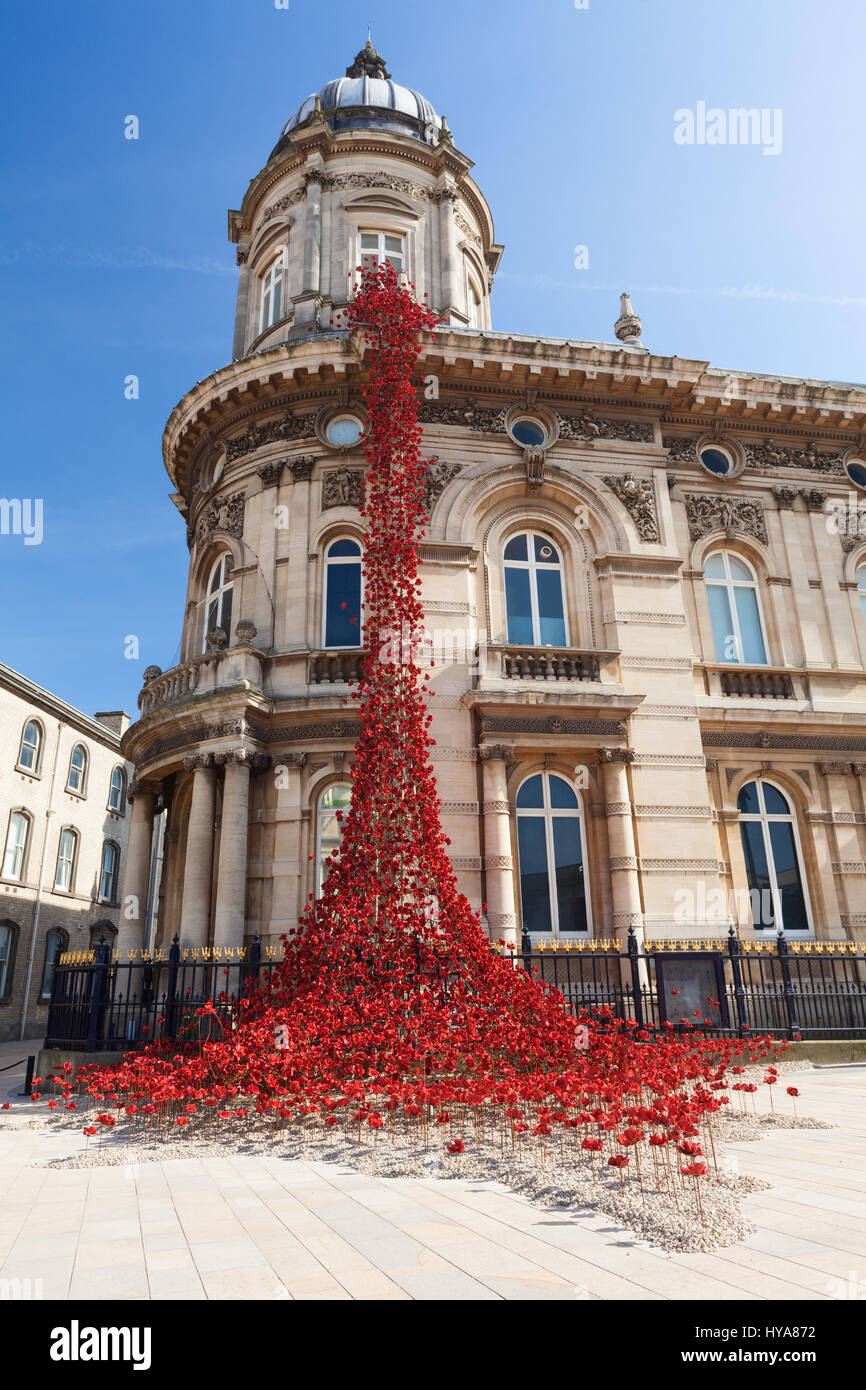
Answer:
xmin=203 ymin=553 xmax=234 ymax=651
xmin=18 ymin=720 xmax=42 ymax=773
xmin=323 ymin=539 xmax=362 ymax=648
xmin=516 ymin=772 xmax=589 ymax=937
xmin=99 ymin=841 xmax=119 ymax=903
xmin=738 ymin=780 xmax=811 ymax=933
xmin=857 ymin=563 xmax=866 ymax=624
xmin=41 ymin=928 xmax=68 ymax=1000
xmin=0 ymin=924 xmax=16 ymax=998
xmin=108 ymin=765 xmax=127 ymax=814
xmin=259 ymin=255 xmax=284 ymax=332
xmin=2 ymin=811 xmax=30 ymax=882
xmin=54 ymin=828 xmax=78 ymax=893
xmin=503 ymin=532 xmax=568 ymax=647
xmin=705 ymin=551 xmax=767 ymax=664
xmin=316 ymin=783 xmax=351 ymax=892
xmin=67 ymin=744 xmax=87 ymax=794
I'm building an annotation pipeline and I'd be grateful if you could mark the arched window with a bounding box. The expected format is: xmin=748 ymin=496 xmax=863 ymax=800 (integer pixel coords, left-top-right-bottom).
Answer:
xmin=67 ymin=744 xmax=87 ymax=794
xmin=0 ymin=923 xmax=17 ymax=997
xmin=516 ymin=772 xmax=589 ymax=937
xmin=737 ymin=780 xmax=811 ymax=933
xmin=108 ymin=765 xmax=127 ymax=814
xmin=705 ymin=551 xmax=767 ymax=664
xmin=467 ymin=274 xmax=481 ymax=329
xmin=40 ymin=928 xmax=68 ymax=1000
xmin=2 ymin=811 xmax=31 ymax=882
xmin=323 ymin=539 xmax=362 ymax=648
xmin=503 ymin=532 xmax=567 ymax=647
xmin=857 ymin=563 xmax=866 ymax=625
xmin=99 ymin=841 xmax=119 ymax=903
xmin=54 ymin=828 xmax=78 ymax=893
xmin=259 ymin=255 xmax=284 ymax=332
xmin=316 ymin=783 xmax=351 ymax=892
xmin=203 ymin=553 xmax=234 ymax=651
xmin=18 ymin=719 xmax=42 ymax=773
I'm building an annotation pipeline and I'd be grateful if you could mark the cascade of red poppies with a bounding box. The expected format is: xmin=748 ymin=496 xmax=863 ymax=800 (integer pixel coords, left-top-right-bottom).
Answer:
xmin=49 ymin=265 xmax=789 ymax=1165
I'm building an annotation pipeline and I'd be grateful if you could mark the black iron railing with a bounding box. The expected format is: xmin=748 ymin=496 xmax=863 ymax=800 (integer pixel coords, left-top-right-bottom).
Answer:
xmin=44 ymin=927 xmax=866 ymax=1053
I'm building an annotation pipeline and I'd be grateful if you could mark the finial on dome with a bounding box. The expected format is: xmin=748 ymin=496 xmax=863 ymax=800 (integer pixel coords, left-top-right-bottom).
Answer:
xmin=437 ymin=114 xmax=453 ymax=145
xmin=346 ymin=35 xmax=391 ymax=80
xmin=614 ymin=291 xmax=643 ymax=344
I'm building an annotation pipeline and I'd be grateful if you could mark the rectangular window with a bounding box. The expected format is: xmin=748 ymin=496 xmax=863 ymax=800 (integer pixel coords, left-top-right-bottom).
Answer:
xmin=99 ymin=844 xmax=117 ymax=902
xmin=516 ymin=818 xmax=552 ymax=933
xmin=552 ymin=817 xmax=588 ymax=933
xmin=359 ymin=231 xmax=405 ymax=275
xmin=733 ymin=586 xmax=767 ymax=664
xmin=504 ymin=568 xmax=534 ymax=644
xmin=707 ymin=584 xmax=737 ymax=662
xmin=536 ymin=570 xmax=567 ymax=647
xmin=259 ymin=258 xmax=284 ymax=333
xmin=0 ymin=927 xmax=10 ymax=995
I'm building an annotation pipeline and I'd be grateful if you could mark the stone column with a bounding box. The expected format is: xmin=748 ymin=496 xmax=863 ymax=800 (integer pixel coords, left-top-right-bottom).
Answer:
xmin=438 ymin=186 xmax=460 ymax=322
xmin=212 ymin=750 xmax=257 ymax=949
xmin=117 ymin=778 xmax=158 ymax=953
xmin=821 ymin=762 xmax=866 ymax=924
xmin=231 ymin=254 xmax=251 ymax=360
xmin=600 ymin=749 xmax=643 ymax=940
xmin=480 ymin=745 xmax=517 ymax=946
xmin=180 ymin=754 xmax=217 ymax=947
xmin=272 ymin=752 xmax=306 ymax=942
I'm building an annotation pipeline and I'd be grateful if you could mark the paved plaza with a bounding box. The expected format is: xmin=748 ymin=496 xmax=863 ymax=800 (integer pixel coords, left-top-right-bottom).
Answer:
xmin=0 ymin=1044 xmax=864 ymax=1301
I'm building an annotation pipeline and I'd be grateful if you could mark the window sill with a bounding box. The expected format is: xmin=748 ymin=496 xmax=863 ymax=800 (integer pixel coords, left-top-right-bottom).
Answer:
xmin=15 ymin=766 xmax=41 ymax=780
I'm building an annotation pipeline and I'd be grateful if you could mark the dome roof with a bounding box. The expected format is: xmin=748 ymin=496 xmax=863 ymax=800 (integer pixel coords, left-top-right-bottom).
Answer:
xmin=275 ymin=41 xmax=442 ymax=151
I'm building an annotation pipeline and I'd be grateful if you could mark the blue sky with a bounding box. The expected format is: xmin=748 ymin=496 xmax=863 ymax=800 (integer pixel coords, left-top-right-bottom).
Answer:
xmin=1 ymin=0 xmax=864 ymax=718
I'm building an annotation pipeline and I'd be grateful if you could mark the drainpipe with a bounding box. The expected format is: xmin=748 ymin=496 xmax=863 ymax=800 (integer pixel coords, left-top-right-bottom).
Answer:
xmin=19 ymin=718 xmax=63 ymax=1038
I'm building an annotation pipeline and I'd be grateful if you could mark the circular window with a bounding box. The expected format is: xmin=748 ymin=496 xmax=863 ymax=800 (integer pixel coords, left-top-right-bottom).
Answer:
xmin=699 ymin=445 xmax=734 ymax=478
xmin=511 ymin=418 xmax=547 ymax=449
xmin=211 ymin=456 xmax=225 ymax=487
xmin=846 ymin=459 xmax=866 ymax=491
xmin=326 ymin=415 xmax=364 ymax=448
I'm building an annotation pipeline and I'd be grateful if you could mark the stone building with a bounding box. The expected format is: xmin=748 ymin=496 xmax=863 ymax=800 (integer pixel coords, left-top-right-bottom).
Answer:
xmin=0 ymin=664 xmax=132 ymax=1039
xmin=120 ymin=40 xmax=866 ymax=963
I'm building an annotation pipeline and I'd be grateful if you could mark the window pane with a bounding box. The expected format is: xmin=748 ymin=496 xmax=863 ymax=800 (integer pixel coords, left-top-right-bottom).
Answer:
xmin=552 ymin=817 xmax=587 ymax=933
xmin=762 ymin=783 xmax=789 ymax=816
xmin=325 ymin=561 xmax=362 ymax=647
xmin=733 ymin=586 xmax=766 ymax=664
xmin=768 ymin=822 xmax=809 ymax=931
xmin=727 ymin=556 xmax=752 ymax=581
xmin=536 ymin=570 xmax=566 ymax=646
xmin=272 ymin=279 xmax=281 ymax=323
xmin=737 ymin=781 xmax=761 ymax=815
xmin=329 ymin=539 xmax=361 ymax=557
xmin=384 ymin=236 xmax=402 ymax=253
xmin=360 ymin=234 xmax=378 ymax=249
xmin=704 ymin=553 xmax=726 ymax=578
xmin=516 ymin=775 xmax=544 ymax=809
xmin=534 ymin=535 xmax=558 ymax=563
xmin=707 ymin=583 xmax=737 ymax=662
xmin=740 ymin=821 xmax=773 ymax=928
xmin=0 ymin=927 xmax=8 ymax=994
xmin=517 ymin=818 xmax=552 ymax=933
xmin=219 ymin=587 xmax=233 ymax=634
xmin=512 ymin=420 xmax=545 ymax=448
xmin=549 ymin=776 xmax=578 ymax=809
xmin=503 ymin=534 xmax=528 ymax=562
xmin=504 ymin=567 xmax=534 ymax=644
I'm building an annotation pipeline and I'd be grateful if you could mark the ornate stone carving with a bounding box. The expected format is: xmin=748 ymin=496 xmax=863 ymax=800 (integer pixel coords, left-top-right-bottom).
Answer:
xmin=746 ymin=438 xmax=845 ymax=475
xmin=772 ymin=486 xmax=798 ymax=509
xmin=602 ymin=474 xmax=659 ymax=541
xmin=417 ymin=399 xmax=508 ymax=432
xmin=287 ymin=455 xmax=316 ymax=483
xmin=820 ymin=762 xmax=852 ymax=776
xmin=142 ymin=665 xmax=162 ymax=683
xmin=802 ymin=488 xmax=828 ymax=513
xmin=479 ymin=744 xmax=513 ymax=762
xmin=221 ymin=411 xmax=317 ymax=463
xmin=127 ymin=777 xmax=161 ymax=801
xmin=189 ymin=491 xmax=245 ymax=549
xmin=205 ymin=627 xmax=228 ymax=651
xmin=524 ymin=449 xmax=546 ymax=494
xmin=234 ymin=619 xmax=257 ymax=644
xmin=424 ymin=457 xmax=462 ymax=510
xmin=256 ymin=461 xmax=284 ymax=487
xmin=213 ymin=748 xmax=249 ymax=767
xmin=275 ymin=751 xmax=307 ymax=768
xmin=322 ymin=468 xmax=364 ymax=509
xmin=598 ymin=747 xmax=636 ymax=764
xmin=663 ymin=435 xmax=697 ymax=463
xmin=454 ymin=210 xmax=482 ymax=246
xmin=182 ymin=753 xmax=214 ymax=772
xmin=481 ymin=716 xmax=627 ymax=737
xmin=683 ymin=493 xmax=768 ymax=545
xmin=558 ymin=411 xmax=654 ymax=444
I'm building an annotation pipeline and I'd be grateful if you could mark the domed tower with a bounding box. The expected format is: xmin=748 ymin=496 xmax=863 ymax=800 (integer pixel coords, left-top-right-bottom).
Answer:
xmin=119 ymin=43 xmax=504 ymax=957
xmin=229 ymin=38 xmax=502 ymax=353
